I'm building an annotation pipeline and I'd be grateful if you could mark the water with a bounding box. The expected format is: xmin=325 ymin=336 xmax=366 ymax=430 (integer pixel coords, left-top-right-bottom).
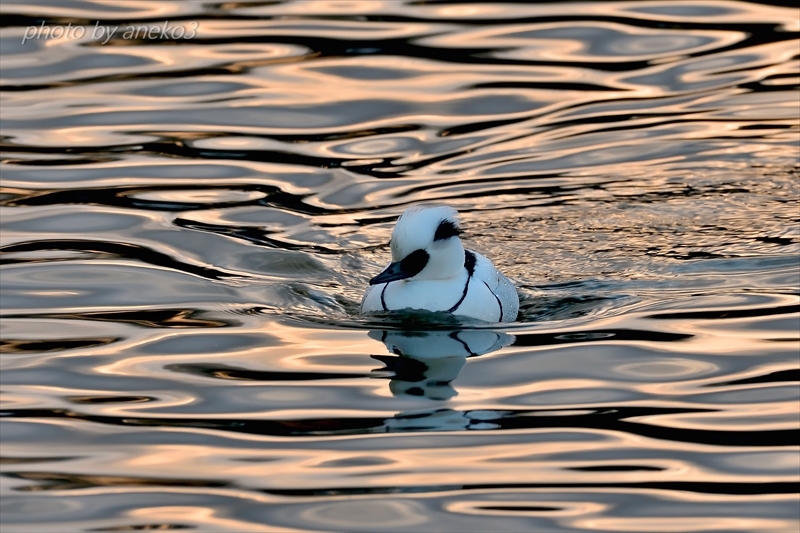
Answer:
xmin=1 ymin=1 xmax=798 ymax=531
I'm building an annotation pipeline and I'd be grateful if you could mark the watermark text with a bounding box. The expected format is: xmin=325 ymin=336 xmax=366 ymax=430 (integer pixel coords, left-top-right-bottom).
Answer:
xmin=22 ymin=21 xmax=199 ymax=45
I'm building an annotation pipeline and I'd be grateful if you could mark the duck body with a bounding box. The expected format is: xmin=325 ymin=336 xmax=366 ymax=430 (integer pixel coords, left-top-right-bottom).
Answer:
xmin=361 ymin=206 xmax=519 ymax=323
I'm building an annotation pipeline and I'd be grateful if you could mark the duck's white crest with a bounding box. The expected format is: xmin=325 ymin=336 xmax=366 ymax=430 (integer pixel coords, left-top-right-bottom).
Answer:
xmin=361 ymin=205 xmax=520 ymax=323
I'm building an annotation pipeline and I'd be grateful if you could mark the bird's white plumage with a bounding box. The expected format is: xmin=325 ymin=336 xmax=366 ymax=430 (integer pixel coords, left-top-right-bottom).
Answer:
xmin=361 ymin=205 xmax=520 ymax=322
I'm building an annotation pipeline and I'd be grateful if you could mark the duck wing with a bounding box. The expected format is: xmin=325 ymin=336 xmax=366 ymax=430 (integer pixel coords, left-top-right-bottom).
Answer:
xmin=468 ymin=250 xmax=520 ymax=322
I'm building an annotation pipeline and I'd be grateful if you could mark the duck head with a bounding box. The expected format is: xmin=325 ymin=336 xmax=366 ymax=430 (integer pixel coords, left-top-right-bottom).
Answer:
xmin=370 ymin=205 xmax=465 ymax=285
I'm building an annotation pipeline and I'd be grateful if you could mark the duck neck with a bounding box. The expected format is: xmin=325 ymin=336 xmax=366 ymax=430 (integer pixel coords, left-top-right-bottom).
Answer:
xmin=418 ymin=239 xmax=465 ymax=281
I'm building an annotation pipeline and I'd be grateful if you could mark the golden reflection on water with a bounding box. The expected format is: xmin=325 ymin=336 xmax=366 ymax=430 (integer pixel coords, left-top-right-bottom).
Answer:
xmin=574 ymin=516 xmax=791 ymax=532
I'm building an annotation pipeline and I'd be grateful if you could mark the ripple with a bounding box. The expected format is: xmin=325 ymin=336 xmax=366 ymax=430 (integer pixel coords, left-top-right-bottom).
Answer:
xmin=427 ymin=22 xmax=744 ymax=62
xmin=126 ymin=188 xmax=268 ymax=205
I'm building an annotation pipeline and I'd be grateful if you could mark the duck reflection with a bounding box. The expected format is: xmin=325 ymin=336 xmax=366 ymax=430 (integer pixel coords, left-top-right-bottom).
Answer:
xmin=369 ymin=329 xmax=514 ymax=400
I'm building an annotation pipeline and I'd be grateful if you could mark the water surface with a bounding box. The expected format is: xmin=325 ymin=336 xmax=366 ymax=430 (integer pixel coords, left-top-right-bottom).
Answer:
xmin=1 ymin=1 xmax=799 ymax=531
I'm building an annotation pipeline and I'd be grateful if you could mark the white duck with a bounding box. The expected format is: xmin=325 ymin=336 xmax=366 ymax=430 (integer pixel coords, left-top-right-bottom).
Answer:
xmin=361 ymin=205 xmax=519 ymax=322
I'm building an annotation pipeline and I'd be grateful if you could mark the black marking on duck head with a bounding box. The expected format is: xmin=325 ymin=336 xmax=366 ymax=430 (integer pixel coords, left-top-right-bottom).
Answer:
xmin=399 ymin=248 xmax=429 ymax=277
xmin=434 ymin=219 xmax=461 ymax=241
xmin=369 ymin=249 xmax=430 ymax=285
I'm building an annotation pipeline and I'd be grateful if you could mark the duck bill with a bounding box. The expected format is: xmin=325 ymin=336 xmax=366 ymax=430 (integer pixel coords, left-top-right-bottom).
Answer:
xmin=370 ymin=261 xmax=410 ymax=285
